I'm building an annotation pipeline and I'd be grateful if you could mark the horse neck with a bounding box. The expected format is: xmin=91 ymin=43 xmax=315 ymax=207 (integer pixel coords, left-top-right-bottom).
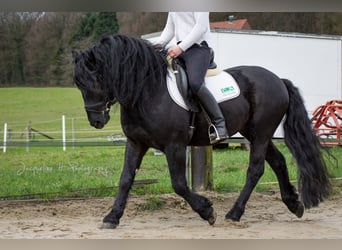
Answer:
xmin=108 ymin=50 xmax=168 ymax=111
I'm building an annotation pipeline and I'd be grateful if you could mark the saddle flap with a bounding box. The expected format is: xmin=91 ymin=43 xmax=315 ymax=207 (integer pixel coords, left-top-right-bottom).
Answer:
xmin=167 ymin=69 xmax=240 ymax=111
xmin=173 ymin=62 xmax=200 ymax=112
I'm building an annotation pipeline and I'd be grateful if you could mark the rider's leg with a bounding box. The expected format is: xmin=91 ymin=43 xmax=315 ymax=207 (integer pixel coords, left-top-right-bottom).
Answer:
xmin=180 ymin=43 xmax=229 ymax=144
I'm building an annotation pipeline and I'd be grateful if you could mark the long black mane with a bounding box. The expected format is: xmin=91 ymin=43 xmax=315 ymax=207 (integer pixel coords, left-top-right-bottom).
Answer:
xmin=74 ymin=34 xmax=168 ymax=109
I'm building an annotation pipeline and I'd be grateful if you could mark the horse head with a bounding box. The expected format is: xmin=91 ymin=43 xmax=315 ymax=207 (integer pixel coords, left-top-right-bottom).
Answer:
xmin=72 ymin=50 xmax=114 ymax=129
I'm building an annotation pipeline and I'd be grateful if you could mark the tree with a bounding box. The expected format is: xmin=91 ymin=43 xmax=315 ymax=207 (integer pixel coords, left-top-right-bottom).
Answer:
xmin=93 ymin=12 xmax=119 ymax=41
xmin=72 ymin=12 xmax=119 ymax=43
xmin=23 ymin=12 xmax=83 ymax=86
xmin=72 ymin=12 xmax=97 ymax=41
xmin=0 ymin=12 xmax=42 ymax=85
xmin=1 ymin=12 xmax=342 ymax=87
xmin=117 ymin=12 xmax=167 ymax=37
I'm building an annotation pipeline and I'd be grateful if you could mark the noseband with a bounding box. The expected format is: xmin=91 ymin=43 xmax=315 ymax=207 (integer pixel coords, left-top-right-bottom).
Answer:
xmin=84 ymin=100 xmax=114 ymax=115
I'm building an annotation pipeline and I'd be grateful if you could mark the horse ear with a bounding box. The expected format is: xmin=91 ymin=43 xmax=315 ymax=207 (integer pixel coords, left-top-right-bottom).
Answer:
xmin=85 ymin=50 xmax=97 ymax=71
xmin=72 ymin=50 xmax=79 ymax=63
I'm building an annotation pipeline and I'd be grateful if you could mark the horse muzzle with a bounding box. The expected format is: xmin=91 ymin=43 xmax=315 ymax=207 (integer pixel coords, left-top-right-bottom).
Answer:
xmin=90 ymin=120 xmax=106 ymax=129
xmin=87 ymin=112 xmax=110 ymax=129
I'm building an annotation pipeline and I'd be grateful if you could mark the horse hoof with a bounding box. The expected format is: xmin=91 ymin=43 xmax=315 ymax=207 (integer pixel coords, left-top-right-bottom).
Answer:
xmin=224 ymin=219 xmax=249 ymax=229
xmin=99 ymin=222 xmax=118 ymax=229
xmin=295 ymin=202 xmax=305 ymax=218
xmin=225 ymin=211 xmax=241 ymax=222
xmin=208 ymin=210 xmax=217 ymax=225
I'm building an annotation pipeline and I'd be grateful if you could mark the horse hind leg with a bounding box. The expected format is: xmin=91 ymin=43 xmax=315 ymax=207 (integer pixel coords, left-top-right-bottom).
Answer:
xmin=266 ymin=142 xmax=304 ymax=218
xmin=165 ymin=145 xmax=217 ymax=225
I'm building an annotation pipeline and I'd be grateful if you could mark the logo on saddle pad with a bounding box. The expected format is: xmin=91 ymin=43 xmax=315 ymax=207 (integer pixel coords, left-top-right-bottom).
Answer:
xmin=166 ymin=69 xmax=240 ymax=111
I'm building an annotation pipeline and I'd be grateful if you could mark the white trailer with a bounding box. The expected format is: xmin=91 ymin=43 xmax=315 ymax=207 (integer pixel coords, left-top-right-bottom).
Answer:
xmin=143 ymin=30 xmax=342 ymax=137
xmin=210 ymin=29 xmax=342 ymax=137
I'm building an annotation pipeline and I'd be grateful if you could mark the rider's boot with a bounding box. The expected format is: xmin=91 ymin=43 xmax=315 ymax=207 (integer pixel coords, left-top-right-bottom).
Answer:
xmin=195 ymin=85 xmax=229 ymax=144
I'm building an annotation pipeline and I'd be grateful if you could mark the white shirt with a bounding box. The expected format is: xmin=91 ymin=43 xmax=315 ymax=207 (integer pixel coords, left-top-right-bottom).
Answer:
xmin=158 ymin=12 xmax=211 ymax=51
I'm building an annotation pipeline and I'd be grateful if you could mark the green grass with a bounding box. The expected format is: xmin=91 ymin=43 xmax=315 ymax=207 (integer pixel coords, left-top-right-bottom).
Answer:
xmin=0 ymin=146 xmax=171 ymax=199
xmin=0 ymin=87 xmax=123 ymax=141
xmin=0 ymin=143 xmax=341 ymax=200
xmin=0 ymin=88 xmax=341 ymax=200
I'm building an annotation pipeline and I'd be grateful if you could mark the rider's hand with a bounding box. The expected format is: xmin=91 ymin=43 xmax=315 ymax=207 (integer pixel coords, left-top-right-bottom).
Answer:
xmin=168 ymin=45 xmax=183 ymax=58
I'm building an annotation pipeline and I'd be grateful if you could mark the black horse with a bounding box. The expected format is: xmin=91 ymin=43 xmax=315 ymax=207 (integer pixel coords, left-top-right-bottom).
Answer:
xmin=72 ymin=34 xmax=331 ymax=229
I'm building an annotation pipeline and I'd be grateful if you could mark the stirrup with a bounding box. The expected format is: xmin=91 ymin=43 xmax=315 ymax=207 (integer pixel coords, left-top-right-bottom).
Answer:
xmin=208 ymin=124 xmax=229 ymax=144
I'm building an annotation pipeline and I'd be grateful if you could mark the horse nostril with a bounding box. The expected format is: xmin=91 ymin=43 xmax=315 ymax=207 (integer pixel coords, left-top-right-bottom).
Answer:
xmin=91 ymin=120 xmax=104 ymax=129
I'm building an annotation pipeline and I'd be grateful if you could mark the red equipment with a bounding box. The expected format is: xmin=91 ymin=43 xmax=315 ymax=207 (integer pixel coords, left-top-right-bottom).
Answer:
xmin=311 ymin=100 xmax=342 ymax=146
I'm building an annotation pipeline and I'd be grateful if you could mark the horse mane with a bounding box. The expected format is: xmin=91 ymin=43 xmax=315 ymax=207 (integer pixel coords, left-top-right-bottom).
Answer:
xmin=74 ymin=34 xmax=168 ymax=110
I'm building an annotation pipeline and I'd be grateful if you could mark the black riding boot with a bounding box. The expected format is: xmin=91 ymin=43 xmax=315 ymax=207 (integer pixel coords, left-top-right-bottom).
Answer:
xmin=195 ymin=85 xmax=229 ymax=144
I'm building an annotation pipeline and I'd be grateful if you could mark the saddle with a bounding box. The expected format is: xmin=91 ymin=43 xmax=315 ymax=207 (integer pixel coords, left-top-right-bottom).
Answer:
xmin=169 ymin=48 xmax=220 ymax=112
xmin=160 ymin=48 xmax=240 ymax=140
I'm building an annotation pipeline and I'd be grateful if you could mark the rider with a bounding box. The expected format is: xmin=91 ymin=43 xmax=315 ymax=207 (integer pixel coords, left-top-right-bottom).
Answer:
xmin=157 ymin=12 xmax=229 ymax=144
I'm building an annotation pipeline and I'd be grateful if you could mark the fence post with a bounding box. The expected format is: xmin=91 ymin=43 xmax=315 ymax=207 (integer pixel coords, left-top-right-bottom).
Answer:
xmin=191 ymin=146 xmax=213 ymax=191
xmin=3 ymin=123 xmax=7 ymax=153
xmin=62 ymin=115 xmax=66 ymax=151
xmin=26 ymin=121 xmax=31 ymax=152
xmin=71 ymin=118 xmax=75 ymax=149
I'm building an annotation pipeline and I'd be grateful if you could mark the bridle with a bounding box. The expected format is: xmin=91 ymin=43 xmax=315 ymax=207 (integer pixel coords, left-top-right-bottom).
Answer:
xmin=84 ymin=100 xmax=115 ymax=115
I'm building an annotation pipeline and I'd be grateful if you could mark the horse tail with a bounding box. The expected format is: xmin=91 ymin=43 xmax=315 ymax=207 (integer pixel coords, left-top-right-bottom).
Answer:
xmin=282 ymin=78 xmax=331 ymax=208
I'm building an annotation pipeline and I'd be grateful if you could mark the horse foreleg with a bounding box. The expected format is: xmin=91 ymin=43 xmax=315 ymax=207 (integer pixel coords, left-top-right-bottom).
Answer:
xmin=266 ymin=142 xmax=304 ymax=218
xmin=226 ymin=141 xmax=268 ymax=221
xmin=101 ymin=139 xmax=148 ymax=229
xmin=165 ymin=145 xmax=216 ymax=225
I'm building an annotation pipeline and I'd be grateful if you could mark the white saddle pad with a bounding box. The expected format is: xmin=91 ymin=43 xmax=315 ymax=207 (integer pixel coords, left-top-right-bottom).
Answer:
xmin=166 ymin=69 xmax=240 ymax=111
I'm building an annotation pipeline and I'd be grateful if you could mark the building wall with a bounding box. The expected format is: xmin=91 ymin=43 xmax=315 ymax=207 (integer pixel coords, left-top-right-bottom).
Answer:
xmin=211 ymin=30 xmax=342 ymax=114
